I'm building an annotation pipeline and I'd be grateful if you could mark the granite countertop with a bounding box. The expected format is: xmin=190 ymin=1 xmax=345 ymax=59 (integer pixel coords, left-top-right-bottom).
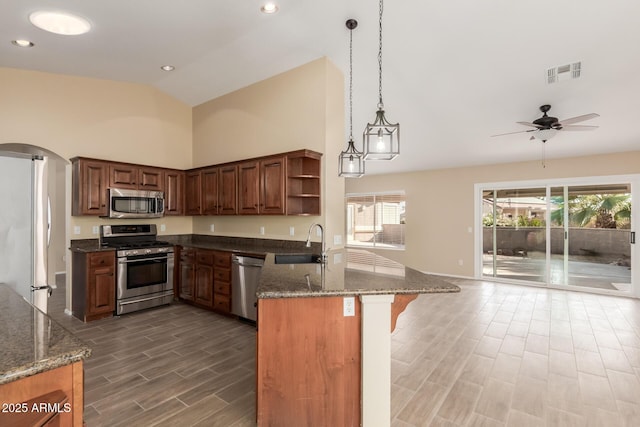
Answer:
xmin=257 ymin=248 xmax=460 ymax=298
xmin=0 ymin=284 xmax=91 ymax=385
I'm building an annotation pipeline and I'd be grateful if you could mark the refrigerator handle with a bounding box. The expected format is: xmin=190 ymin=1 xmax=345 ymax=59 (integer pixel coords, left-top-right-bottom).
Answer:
xmin=47 ymin=196 xmax=51 ymax=247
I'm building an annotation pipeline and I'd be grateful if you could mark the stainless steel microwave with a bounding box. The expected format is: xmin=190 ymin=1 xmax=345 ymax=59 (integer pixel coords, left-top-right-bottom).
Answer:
xmin=106 ymin=188 xmax=164 ymax=219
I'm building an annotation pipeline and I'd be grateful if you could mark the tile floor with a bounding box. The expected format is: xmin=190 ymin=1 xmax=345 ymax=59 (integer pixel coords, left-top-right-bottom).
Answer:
xmin=48 ymin=276 xmax=640 ymax=426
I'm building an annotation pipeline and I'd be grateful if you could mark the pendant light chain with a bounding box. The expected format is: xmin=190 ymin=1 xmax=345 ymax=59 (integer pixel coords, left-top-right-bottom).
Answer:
xmin=349 ymin=25 xmax=354 ymax=140
xmin=378 ymin=0 xmax=384 ymax=107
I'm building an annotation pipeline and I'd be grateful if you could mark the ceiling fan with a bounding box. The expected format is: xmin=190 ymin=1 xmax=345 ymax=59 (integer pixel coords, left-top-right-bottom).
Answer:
xmin=492 ymin=104 xmax=600 ymax=142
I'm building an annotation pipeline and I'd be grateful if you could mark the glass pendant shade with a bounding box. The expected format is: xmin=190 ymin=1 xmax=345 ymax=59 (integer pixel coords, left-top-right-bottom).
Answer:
xmin=363 ymin=106 xmax=399 ymax=160
xmin=339 ymin=137 xmax=365 ymax=177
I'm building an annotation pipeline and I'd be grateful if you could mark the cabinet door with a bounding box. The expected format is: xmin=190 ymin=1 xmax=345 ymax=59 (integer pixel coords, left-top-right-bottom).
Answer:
xmin=238 ymin=161 xmax=260 ymax=215
xmin=164 ymin=170 xmax=184 ymax=216
xmin=219 ymin=165 xmax=238 ymax=215
xmin=138 ymin=167 xmax=164 ymax=191
xmin=87 ymin=253 xmax=115 ymax=316
xmin=184 ymin=171 xmax=202 ymax=215
xmin=260 ymin=156 xmax=286 ymax=215
xmin=195 ymin=264 xmax=214 ymax=307
xmin=73 ymin=159 xmax=109 ymax=216
xmin=179 ymin=257 xmax=195 ymax=301
xmin=202 ymin=167 xmax=219 ymax=215
xmin=109 ymin=163 xmax=138 ymax=189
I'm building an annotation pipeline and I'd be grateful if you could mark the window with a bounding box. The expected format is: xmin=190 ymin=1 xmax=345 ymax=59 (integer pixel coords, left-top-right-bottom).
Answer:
xmin=346 ymin=192 xmax=405 ymax=249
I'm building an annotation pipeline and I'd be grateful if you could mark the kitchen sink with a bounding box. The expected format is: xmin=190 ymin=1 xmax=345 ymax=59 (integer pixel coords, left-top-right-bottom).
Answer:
xmin=274 ymin=253 xmax=323 ymax=264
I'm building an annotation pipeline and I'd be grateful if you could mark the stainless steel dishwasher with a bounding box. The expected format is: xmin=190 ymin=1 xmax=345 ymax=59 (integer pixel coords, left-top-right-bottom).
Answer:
xmin=231 ymin=255 xmax=264 ymax=322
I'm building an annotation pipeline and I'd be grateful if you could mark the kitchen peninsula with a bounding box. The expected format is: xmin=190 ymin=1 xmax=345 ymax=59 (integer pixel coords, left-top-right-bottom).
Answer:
xmin=0 ymin=284 xmax=91 ymax=426
xmin=255 ymin=248 xmax=460 ymax=427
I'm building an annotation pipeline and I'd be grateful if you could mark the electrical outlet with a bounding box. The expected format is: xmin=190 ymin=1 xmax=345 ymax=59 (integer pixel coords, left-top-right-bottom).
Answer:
xmin=160 ymin=224 xmax=166 ymax=232
xmin=92 ymin=226 xmax=99 ymax=234
xmin=210 ymin=224 xmax=215 ymax=232
xmin=289 ymin=226 xmax=295 ymax=236
xmin=458 ymin=259 xmax=464 ymax=266
xmin=334 ymin=235 xmax=342 ymax=245
xmin=333 ymin=253 xmax=343 ymax=264
xmin=343 ymin=297 xmax=355 ymax=316
xmin=260 ymin=226 xmax=265 ymax=235
xmin=467 ymin=226 xmax=473 ymax=233
xmin=73 ymin=226 xmax=81 ymax=235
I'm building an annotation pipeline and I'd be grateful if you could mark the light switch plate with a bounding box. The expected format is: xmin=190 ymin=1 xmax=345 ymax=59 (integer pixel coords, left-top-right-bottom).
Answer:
xmin=334 ymin=234 xmax=342 ymax=245
xmin=260 ymin=226 xmax=265 ymax=235
xmin=92 ymin=226 xmax=99 ymax=234
xmin=160 ymin=224 xmax=166 ymax=232
xmin=289 ymin=226 xmax=295 ymax=236
xmin=343 ymin=297 xmax=355 ymax=316
xmin=210 ymin=224 xmax=215 ymax=232
xmin=73 ymin=226 xmax=81 ymax=235
xmin=333 ymin=253 xmax=343 ymax=264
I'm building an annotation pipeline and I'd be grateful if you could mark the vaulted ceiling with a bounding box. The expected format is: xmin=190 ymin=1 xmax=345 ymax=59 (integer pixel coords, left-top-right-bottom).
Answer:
xmin=2 ymin=0 xmax=639 ymax=174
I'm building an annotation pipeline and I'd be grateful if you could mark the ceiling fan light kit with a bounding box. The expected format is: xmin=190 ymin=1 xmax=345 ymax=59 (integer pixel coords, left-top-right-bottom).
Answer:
xmin=339 ymin=19 xmax=366 ymax=178
xmin=363 ymin=0 xmax=400 ymax=161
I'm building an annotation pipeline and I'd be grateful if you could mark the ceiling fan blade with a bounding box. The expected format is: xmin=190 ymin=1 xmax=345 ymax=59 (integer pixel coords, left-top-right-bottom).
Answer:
xmin=558 ymin=113 xmax=599 ymax=125
xmin=516 ymin=121 xmax=541 ymax=128
xmin=559 ymin=125 xmax=599 ymax=131
xmin=490 ymin=129 xmax=535 ymax=137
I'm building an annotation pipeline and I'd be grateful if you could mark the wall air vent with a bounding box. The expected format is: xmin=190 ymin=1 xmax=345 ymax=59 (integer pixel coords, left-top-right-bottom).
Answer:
xmin=546 ymin=61 xmax=581 ymax=84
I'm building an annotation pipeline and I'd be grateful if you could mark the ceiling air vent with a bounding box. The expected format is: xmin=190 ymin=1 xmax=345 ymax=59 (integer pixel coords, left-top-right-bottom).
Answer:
xmin=546 ymin=62 xmax=581 ymax=84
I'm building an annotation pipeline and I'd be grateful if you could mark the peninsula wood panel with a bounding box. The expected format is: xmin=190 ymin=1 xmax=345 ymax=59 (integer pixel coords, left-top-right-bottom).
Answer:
xmin=256 ymin=297 xmax=361 ymax=427
xmin=0 ymin=362 xmax=84 ymax=427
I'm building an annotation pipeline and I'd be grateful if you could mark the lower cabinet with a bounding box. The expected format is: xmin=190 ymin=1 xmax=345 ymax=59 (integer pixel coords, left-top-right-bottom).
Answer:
xmin=177 ymin=246 xmax=232 ymax=314
xmin=72 ymin=251 xmax=115 ymax=322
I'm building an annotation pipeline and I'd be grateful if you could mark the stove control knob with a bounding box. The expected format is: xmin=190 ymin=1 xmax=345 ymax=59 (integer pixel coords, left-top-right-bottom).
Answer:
xmin=145 ymin=249 xmax=152 ymax=254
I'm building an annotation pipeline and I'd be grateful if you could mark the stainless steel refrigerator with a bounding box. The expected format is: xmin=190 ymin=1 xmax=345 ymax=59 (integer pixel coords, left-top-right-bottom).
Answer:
xmin=0 ymin=153 xmax=51 ymax=313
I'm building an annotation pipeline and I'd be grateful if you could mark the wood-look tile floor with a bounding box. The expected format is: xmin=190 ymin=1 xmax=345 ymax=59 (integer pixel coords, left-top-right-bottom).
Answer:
xmin=48 ymin=276 xmax=640 ymax=426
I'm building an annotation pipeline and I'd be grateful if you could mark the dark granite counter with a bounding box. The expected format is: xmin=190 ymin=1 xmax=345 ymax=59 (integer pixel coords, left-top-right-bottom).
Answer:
xmin=257 ymin=248 xmax=460 ymax=298
xmin=162 ymin=234 xmax=320 ymax=256
xmin=0 ymin=284 xmax=91 ymax=385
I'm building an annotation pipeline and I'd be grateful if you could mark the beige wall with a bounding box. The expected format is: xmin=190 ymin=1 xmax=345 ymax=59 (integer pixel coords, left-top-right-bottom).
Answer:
xmin=192 ymin=58 xmax=345 ymax=246
xmin=0 ymin=66 xmax=194 ymax=239
xmin=346 ymin=151 xmax=640 ymax=275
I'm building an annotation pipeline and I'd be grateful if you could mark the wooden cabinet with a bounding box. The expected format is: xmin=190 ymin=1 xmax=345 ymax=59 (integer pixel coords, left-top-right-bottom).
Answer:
xmin=109 ymin=163 xmax=164 ymax=191
xmin=176 ymin=247 xmax=232 ymax=314
xmin=72 ymin=251 xmax=115 ymax=322
xmin=238 ymin=161 xmax=260 ymax=214
xmin=194 ymin=250 xmax=215 ymax=307
xmin=72 ymin=149 xmax=321 ymax=217
xmin=212 ymin=251 xmax=232 ymax=314
xmin=164 ymin=170 xmax=184 ymax=216
xmin=72 ymin=158 xmax=109 ymax=216
xmin=202 ymin=167 xmax=219 ymax=215
xmin=218 ymin=165 xmax=238 ymax=215
xmin=257 ymin=297 xmax=361 ymax=426
xmin=286 ymin=150 xmax=321 ymax=216
xmin=178 ymin=247 xmax=196 ymax=301
xmin=260 ymin=156 xmax=286 ymax=215
xmin=238 ymin=156 xmax=286 ymax=215
xmin=184 ymin=170 xmax=202 ymax=215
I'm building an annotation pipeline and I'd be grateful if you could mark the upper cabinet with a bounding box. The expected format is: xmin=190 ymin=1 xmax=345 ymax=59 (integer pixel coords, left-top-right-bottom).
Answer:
xmin=109 ymin=163 xmax=164 ymax=191
xmin=238 ymin=156 xmax=286 ymax=215
xmin=164 ymin=170 xmax=185 ymax=216
xmin=72 ymin=158 xmax=109 ymax=216
xmin=72 ymin=150 xmax=321 ymax=217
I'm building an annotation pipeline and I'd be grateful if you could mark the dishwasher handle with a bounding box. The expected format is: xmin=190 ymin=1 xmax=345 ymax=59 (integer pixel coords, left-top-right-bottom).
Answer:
xmin=232 ymin=255 xmax=265 ymax=268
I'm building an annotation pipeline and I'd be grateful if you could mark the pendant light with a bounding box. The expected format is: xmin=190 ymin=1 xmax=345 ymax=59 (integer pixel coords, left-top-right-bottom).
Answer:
xmin=363 ymin=0 xmax=399 ymax=161
xmin=339 ymin=19 xmax=365 ymax=178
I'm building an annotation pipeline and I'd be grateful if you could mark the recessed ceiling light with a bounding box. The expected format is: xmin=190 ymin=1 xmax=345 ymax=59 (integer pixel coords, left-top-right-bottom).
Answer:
xmin=29 ymin=11 xmax=91 ymax=35
xmin=260 ymin=2 xmax=279 ymax=14
xmin=12 ymin=39 xmax=34 ymax=48
xmin=160 ymin=65 xmax=175 ymax=72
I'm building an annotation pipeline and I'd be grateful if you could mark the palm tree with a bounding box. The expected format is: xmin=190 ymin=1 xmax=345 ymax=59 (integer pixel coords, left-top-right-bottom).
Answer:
xmin=551 ymin=194 xmax=631 ymax=229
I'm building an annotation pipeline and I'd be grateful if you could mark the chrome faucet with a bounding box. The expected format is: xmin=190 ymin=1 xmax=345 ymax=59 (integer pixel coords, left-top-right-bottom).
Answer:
xmin=305 ymin=223 xmax=327 ymax=262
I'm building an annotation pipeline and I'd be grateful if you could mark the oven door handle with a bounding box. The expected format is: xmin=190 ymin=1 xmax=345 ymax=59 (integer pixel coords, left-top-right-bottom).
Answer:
xmin=118 ymin=256 xmax=168 ymax=264
xmin=119 ymin=294 xmax=172 ymax=305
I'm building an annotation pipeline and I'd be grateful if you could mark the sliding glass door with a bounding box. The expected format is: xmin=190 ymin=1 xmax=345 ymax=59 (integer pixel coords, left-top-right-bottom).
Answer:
xmin=478 ymin=177 xmax=635 ymax=295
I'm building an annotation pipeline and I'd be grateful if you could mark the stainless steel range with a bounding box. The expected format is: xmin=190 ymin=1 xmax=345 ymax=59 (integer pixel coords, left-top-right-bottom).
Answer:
xmin=99 ymin=224 xmax=174 ymax=315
